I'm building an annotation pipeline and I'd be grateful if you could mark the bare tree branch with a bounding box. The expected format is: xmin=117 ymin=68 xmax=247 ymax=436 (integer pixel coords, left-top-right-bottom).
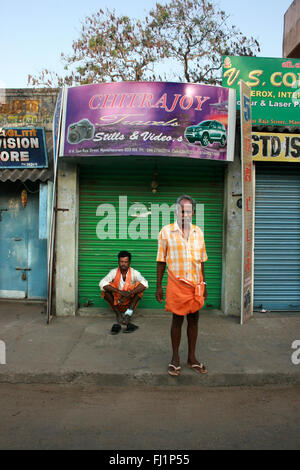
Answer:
xmin=28 ymin=0 xmax=260 ymax=87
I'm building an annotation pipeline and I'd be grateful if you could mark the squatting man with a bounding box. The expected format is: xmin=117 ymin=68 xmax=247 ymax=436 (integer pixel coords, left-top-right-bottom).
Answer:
xmin=99 ymin=251 xmax=148 ymax=334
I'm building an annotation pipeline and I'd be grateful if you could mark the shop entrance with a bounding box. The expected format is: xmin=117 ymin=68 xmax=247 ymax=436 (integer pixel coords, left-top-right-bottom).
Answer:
xmin=78 ymin=157 xmax=225 ymax=310
xmin=0 ymin=182 xmax=47 ymax=299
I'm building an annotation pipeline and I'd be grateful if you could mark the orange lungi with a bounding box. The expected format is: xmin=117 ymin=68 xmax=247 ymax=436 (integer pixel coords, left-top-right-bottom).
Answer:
xmin=101 ymin=267 xmax=144 ymax=313
xmin=165 ymin=269 xmax=205 ymax=316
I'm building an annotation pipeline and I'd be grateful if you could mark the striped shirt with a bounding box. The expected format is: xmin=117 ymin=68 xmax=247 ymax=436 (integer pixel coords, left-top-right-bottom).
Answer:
xmin=156 ymin=222 xmax=207 ymax=284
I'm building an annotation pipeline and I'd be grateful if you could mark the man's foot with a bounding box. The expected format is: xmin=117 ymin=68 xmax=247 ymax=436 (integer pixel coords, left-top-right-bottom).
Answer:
xmin=187 ymin=362 xmax=207 ymax=374
xmin=122 ymin=314 xmax=131 ymax=325
xmin=123 ymin=322 xmax=138 ymax=333
xmin=116 ymin=312 xmax=123 ymax=324
xmin=168 ymin=364 xmax=181 ymax=376
xmin=110 ymin=324 xmax=121 ymax=335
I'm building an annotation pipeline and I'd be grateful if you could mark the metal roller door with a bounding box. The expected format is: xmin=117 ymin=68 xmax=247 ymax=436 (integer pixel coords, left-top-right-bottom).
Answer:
xmin=78 ymin=157 xmax=224 ymax=310
xmin=254 ymin=164 xmax=300 ymax=311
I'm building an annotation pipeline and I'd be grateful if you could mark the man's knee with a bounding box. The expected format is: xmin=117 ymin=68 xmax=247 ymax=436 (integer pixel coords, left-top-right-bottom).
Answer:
xmin=103 ymin=291 xmax=114 ymax=304
xmin=187 ymin=311 xmax=199 ymax=325
xmin=130 ymin=292 xmax=140 ymax=300
xmin=172 ymin=314 xmax=184 ymax=326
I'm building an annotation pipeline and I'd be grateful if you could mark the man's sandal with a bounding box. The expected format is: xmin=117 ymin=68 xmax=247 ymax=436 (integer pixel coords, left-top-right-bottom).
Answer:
xmin=187 ymin=363 xmax=207 ymax=374
xmin=123 ymin=323 xmax=138 ymax=333
xmin=168 ymin=364 xmax=181 ymax=376
xmin=110 ymin=324 xmax=121 ymax=335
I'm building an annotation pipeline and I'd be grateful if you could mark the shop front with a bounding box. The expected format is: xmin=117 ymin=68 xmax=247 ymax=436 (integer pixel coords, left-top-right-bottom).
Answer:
xmin=253 ymin=131 xmax=300 ymax=311
xmin=223 ymin=56 xmax=300 ymax=316
xmin=0 ymin=88 xmax=58 ymax=300
xmin=0 ymin=179 xmax=48 ymax=299
xmin=54 ymin=81 xmax=239 ymax=316
xmin=78 ymin=156 xmax=225 ymax=310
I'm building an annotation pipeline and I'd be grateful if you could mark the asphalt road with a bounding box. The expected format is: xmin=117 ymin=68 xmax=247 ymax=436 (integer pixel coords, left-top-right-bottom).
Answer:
xmin=0 ymin=383 xmax=299 ymax=450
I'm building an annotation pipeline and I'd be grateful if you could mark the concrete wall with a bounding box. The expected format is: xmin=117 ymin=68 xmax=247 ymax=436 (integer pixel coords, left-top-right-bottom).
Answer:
xmin=0 ymin=88 xmax=58 ymax=132
xmin=283 ymin=0 xmax=300 ymax=58
xmin=222 ymin=147 xmax=242 ymax=317
xmin=55 ymin=161 xmax=79 ymax=316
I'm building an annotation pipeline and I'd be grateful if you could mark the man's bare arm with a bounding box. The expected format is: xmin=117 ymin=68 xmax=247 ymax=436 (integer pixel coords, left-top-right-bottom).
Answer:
xmin=156 ymin=262 xmax=166 ymax=303
xmin=122 ymin=283 xmax=146 ymax=297
xmin=104 ymin=283 xmax=146 ymax=298
xmin=103 ymin=285 xmax=122 ymax=295
xmin=201 ymin=263 xmax=208 ymax=301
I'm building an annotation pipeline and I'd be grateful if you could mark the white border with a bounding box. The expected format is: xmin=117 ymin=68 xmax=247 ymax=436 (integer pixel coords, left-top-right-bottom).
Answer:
xmin=227 ymin=88 xmax=237 ymax=162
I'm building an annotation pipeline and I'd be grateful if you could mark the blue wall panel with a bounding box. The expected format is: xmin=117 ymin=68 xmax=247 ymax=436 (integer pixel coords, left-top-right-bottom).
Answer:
xmin=0 ymin=182 xmax=47 ymax=299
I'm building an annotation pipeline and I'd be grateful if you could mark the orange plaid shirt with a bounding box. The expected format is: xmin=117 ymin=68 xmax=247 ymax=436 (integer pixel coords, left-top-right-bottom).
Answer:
xmin=156 ymin=222 xmax=207 ymax=284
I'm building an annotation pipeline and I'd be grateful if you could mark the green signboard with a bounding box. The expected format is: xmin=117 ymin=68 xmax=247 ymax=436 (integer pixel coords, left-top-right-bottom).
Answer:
xmin=222 ymin=56 xmax=300 ymax=127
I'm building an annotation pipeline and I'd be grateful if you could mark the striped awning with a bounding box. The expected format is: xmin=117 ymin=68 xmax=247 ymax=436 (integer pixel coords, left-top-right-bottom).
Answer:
xmin=0 ymin=168 xmax=52 ymax=182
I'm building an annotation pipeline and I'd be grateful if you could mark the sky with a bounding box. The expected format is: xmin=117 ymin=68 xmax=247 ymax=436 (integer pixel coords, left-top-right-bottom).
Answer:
xmin=1 ymin=0 xmax=294 ymax=88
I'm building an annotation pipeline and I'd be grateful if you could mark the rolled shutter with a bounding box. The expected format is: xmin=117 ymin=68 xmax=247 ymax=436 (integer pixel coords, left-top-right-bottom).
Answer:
xmin=79 ymin=157 xmax=224 ymax=309
xmin=254 ymin=163 xmax=300 ymax=310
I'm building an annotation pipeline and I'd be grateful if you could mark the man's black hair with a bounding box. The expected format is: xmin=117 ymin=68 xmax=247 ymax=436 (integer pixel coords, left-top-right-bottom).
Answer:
xmin=176 ymin=195 xmax=197 ymax=211
xmin=118 ymin=250 xmax=132 ymax=262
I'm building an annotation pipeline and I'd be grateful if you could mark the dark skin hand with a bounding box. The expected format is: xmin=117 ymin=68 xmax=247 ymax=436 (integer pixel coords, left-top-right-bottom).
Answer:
xmin=156 ymin=262 xmax=207 ymax=302
xmin=104 ymin=283 xmax=145 ymax=298
xmin=156 ymin=262 xmax=166 ymax=303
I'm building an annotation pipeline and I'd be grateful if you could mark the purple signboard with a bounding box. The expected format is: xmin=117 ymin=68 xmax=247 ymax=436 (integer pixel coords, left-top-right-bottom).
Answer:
xmin=60 ymin=82 xmax=236 ymax=161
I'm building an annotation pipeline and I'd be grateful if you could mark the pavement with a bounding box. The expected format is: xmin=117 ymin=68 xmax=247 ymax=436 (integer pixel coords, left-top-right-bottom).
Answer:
xmin=0 ymin=299 xmax=300 ymax=387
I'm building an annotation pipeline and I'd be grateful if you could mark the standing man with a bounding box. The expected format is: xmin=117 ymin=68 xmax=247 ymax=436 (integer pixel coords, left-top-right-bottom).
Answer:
xmin=100 ymin=251 xmax=148 ymax=334
xmin=156 ymin=195 xmax=208 ymax=376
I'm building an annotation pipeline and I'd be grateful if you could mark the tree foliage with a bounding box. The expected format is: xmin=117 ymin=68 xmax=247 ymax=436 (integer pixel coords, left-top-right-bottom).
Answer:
xmin=28 ymin=0 xmax=260 ymax=87
xmin=148 ymin=0 xmax=260 ymax=84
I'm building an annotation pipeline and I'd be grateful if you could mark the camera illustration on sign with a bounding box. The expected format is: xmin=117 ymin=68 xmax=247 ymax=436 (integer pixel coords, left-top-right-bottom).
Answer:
xmin=67 ymin=119 xmax=95 ymax=144
xmin=184 ymin=120 xmax=227 ymax=147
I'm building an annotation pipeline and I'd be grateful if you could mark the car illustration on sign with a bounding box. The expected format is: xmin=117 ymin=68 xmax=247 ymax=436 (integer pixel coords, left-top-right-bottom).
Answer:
xmin=184 ymin=120 xmax=227 ymax=147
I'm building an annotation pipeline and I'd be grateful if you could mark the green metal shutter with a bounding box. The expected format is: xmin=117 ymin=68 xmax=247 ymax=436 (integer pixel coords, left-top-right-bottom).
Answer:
xmin=254 ymin=163 xmax=300 ymax=311
xmin=79 ymin=157 xmax=224 ymax=309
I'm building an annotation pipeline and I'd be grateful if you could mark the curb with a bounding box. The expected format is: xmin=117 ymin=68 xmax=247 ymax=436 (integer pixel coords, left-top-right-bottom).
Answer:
xmin=0 ymin=371 xmax=300 ymax=387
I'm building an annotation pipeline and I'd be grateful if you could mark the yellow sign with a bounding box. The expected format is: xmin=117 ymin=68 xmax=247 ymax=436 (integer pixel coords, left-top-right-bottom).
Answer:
xmin=252 ymin=132 xmax=300 ymax=162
